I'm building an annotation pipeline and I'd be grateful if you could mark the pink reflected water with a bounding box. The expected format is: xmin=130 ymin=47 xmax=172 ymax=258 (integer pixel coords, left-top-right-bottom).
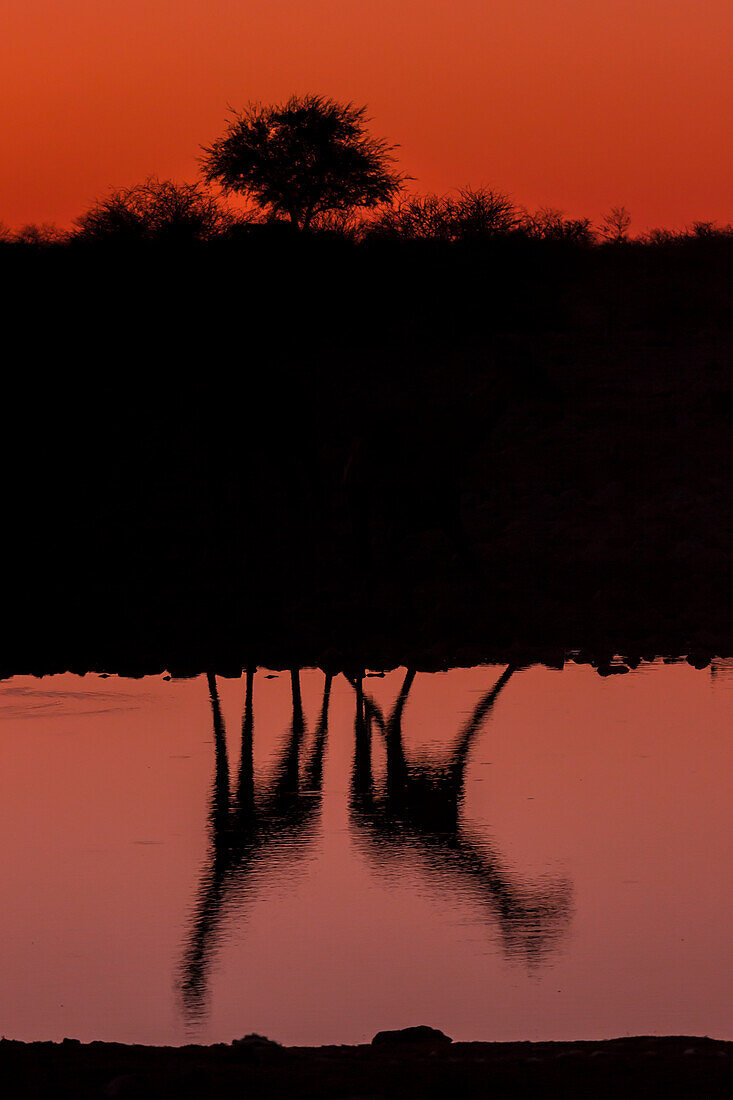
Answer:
xmin=0 ymin=662 xmax=732 ymax=1045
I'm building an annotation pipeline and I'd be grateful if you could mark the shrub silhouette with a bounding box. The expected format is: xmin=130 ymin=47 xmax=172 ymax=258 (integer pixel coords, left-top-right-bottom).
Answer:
xmin=74 ymin=177 xmax=236 ymax=243
xmin=638 ymin=226 xmax=679 ymax=245
xmin=308 ymin=208 xmax=365 ymax=240
xmin=367 ymin=193 xmax=456 ymax=241
xmin=639 ymin=221 xmax=733 ymax=245
xmin=11 ymin=222 xmax=66 ymax=246
xmin=521 ymin=206 xmax=595 ymax=244
xmin=688 ymin=220 xmax=733 ymax=240
xmin=367 ymin=187 xmax=517 ymax=242
xmin=451 ymin=186 xmax=519 ymax=239
xmin=201 ymin=94 xmax=406 ymax=230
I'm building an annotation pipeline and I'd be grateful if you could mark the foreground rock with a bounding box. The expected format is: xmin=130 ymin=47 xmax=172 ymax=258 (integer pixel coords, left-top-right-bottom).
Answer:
xmin=371 ymin=1026 xmax=452 ymax=1047
xmin=1 ymin=1035 xmax=731 ymax=1099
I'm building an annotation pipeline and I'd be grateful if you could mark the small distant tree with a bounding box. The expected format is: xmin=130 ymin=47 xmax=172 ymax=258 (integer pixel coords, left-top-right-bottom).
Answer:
xmin=599 ymin=205 xmax=631 ymax=243
xmin=201 ymin=95 xmax=407 ymax=230
xmin=74 ymin=178 xmax=236 ymax=243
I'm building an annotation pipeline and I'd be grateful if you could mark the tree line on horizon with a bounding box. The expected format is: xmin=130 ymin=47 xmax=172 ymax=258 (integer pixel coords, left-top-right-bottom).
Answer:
xmin=2 ymin=93 xmax=731 ymax=248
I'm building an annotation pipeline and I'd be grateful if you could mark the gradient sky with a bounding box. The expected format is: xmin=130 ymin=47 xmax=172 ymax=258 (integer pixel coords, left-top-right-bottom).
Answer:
xmin=2 ymin=0 xmax=732 ymax=229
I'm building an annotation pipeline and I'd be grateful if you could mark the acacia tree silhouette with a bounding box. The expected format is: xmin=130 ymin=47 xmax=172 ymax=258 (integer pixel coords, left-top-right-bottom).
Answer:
xmin=201 ymin=95 xmax=407 ymax=230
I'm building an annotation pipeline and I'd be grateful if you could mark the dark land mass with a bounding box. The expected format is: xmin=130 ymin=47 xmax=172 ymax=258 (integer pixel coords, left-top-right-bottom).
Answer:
xmin=3 ymin=232 xmax=732 ymax=1090
xmin=2 ymin=228 xmax=732 ymax=677
xmin=2 ymin=1035 xmax=732 ymax=1099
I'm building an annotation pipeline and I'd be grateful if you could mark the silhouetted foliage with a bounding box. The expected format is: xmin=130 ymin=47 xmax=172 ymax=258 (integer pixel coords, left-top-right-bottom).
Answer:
xmin=74 ymin=177 xmax=237 ymax=243
xmin=201 ymin=95 xmax=407 ymax=230
xmin=638 ymin=221 xmax=733 ymax=246
xmin=309 ymin=207 xmax=365 ymax=240
xmin=521 ymin=206 xmax=595 ymax=244
xmin=451 ymin=186 xmax=520 ymax=240
xmin=366 ymin=193 xmax=455 ymax=241
xmin=688 ymin=220 xmax=733 ymax=240
xmin=638 ymin=226 xmax=678 ymax=246
xmin=367 ymin=187 xmax=518 ymax=242
xmin=599 ymin=204 xmax=631 ymax=243
xmin=11 ymin=222 xmax=66 ymax=246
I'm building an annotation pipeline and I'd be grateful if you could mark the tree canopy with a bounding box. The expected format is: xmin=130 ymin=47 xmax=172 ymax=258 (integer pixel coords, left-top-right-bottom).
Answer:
xmin=201 ymin=95 xmax=406 ymax=230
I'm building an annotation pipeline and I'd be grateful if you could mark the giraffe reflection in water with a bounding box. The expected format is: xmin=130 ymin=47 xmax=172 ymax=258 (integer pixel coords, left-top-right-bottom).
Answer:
xmin=179 ymin=666 xmax=572 ymax=1021
xmin=350 ymin=666 xmax=572 ymax=964
xmin=179 ymin=669 xmax=331 ymax=1020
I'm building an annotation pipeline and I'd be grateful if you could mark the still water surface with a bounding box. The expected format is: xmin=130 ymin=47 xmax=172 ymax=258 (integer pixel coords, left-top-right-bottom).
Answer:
xmin=1 ymin=662 xmax=731 ymax=1045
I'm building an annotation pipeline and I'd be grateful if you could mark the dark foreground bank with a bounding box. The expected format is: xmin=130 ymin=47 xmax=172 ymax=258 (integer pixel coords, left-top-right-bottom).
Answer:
xmin=2 ymin=232 xmax=732 ymax=677
xmin=3 ymin=1035 xmax=732 ymax=1099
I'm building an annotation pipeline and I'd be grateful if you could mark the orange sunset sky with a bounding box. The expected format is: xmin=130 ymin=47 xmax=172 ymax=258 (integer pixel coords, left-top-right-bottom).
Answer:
xmin=2 ymin=0 xmax=732 ymax=230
